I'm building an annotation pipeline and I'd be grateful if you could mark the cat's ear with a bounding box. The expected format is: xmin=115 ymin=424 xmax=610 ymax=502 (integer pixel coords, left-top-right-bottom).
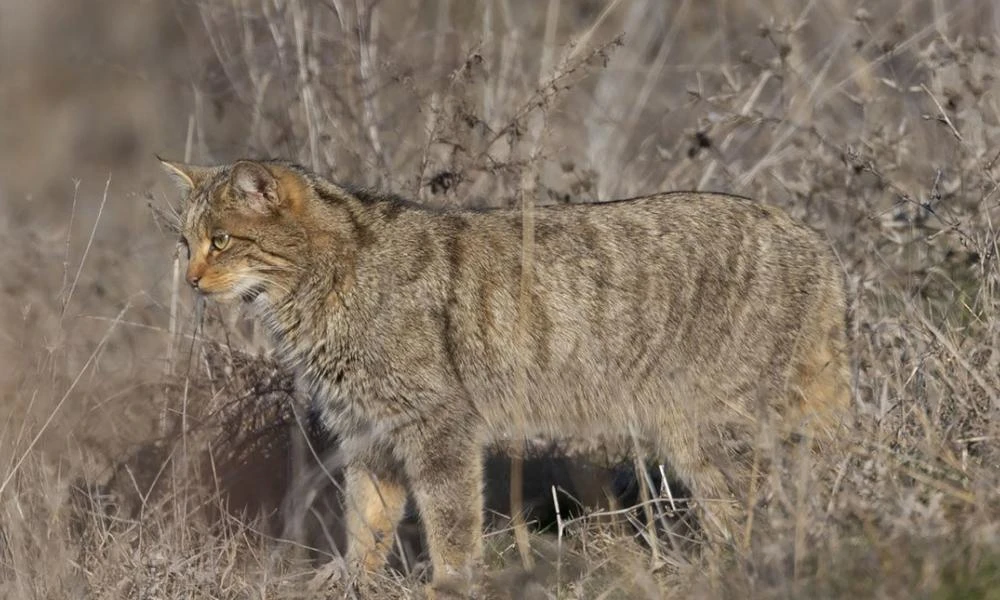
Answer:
xmin=230 ymin=160 xmax=280 ymax=213
xmin=157 ymin=156 xmax=212 ymax=196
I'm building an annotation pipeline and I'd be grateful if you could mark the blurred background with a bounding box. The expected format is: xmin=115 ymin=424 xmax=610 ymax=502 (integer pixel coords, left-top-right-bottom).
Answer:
xmin=2 ymin=1 xmax=1000 ymax=597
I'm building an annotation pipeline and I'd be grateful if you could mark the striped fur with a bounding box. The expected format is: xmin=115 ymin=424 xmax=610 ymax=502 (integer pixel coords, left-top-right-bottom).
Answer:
xmin=161 ymin=157 xmax=851 ymax=597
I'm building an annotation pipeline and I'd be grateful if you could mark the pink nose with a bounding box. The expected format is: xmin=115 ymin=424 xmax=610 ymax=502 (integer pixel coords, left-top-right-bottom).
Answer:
xmin=186 ymin=266 xmax=204 ymax=288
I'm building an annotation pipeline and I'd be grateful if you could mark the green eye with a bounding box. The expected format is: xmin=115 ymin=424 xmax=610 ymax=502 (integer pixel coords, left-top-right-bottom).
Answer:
xmin=212 ymin=232 xmax=231 ymax=251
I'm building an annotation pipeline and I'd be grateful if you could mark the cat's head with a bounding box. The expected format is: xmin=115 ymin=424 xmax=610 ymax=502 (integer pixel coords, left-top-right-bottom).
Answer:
xmin=159 ymin=158 xmax=310 ymax=305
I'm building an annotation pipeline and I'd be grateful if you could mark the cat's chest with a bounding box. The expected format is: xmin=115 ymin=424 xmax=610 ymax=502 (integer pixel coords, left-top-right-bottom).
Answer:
xmin=288 ymin=340 xmax=390 ymax=417
xmin=267 ymin=304 xmax=402 ymax=431
xmin=267 ymin=307 xmax=355 ymax=394
xmin=292 ymin=344 xmax=357 ymax=405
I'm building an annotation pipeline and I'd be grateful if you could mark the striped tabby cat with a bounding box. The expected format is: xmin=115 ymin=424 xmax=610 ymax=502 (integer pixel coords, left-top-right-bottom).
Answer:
xmin=160 ymin=157 xmax=851 ymax=597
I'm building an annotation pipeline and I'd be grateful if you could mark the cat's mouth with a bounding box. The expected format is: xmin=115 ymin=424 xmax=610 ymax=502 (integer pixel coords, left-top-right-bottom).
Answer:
xmin=196 ymin=282 xmax=264 ymax=304
xmin=193 ymin=270 xmax=275 ymax=305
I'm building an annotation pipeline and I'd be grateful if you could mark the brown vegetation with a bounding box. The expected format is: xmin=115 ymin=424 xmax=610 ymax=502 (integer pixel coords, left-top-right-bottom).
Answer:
xmin=2 ymin=1 xmax=1000 ymax=598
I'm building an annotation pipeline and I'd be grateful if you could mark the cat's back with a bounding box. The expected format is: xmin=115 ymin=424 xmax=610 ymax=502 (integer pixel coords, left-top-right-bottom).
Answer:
xmin=536 ymin=190 xmax=829 ymax=251
xmin=515 ymin=191 xmax=844 ymax=313
xmin=383 ymin=189 xmax=845 ymax=333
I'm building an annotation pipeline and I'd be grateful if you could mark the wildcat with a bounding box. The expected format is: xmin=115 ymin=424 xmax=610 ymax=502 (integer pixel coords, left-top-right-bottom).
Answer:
xmin=160 ymin=157 xmax=850 ymax=597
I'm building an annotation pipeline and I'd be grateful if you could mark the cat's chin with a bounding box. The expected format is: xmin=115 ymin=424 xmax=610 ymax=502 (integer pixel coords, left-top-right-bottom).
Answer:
xmin=200 ymin=293 xmax=238 ymax=305
xmin=207 ymin=282 xmax=267 ymax=304
xmin=197 ymin=287 xmax=258 ymax=305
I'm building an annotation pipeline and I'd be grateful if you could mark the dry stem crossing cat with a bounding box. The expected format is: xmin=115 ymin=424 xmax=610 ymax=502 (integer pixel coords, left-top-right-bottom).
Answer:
xmin=160 ymin=157 xmax=851 ymax=597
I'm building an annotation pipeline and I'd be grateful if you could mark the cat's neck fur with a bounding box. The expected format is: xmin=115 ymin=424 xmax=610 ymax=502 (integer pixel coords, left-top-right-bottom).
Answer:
xmin=253 ymin=179 xmax=385 ymax=371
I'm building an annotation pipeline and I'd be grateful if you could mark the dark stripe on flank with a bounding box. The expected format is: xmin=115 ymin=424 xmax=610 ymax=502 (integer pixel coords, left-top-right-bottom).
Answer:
xmin=442 ymin=215 xmax=470 ymax=386
xmin=401 ymin=231 xmax=435 ymax=284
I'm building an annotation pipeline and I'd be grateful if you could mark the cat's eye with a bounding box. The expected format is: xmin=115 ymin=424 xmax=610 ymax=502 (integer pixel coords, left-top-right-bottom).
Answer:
xmin=212 ymin=232 xmax=231 ymax=251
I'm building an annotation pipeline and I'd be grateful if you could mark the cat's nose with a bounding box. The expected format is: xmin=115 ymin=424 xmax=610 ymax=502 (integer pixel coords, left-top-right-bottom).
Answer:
xmin=186 ymin=262 xmax=205 ymax=289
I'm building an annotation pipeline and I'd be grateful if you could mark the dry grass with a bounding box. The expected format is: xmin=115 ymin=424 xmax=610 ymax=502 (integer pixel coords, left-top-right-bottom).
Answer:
xmin=3 ymin=0 xmax=1000 ymax=598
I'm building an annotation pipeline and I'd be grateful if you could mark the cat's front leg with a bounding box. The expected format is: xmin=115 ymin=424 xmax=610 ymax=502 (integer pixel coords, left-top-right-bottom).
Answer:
xmin=399 ymin=417 xmax=485 ymax=598
xmin=342 ymin=455 xmax=408 ymax=575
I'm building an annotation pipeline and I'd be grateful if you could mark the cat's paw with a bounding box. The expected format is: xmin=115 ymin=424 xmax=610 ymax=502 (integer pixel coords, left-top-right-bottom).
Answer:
xmin=305 ymin=557 xmax=349 ymax=594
